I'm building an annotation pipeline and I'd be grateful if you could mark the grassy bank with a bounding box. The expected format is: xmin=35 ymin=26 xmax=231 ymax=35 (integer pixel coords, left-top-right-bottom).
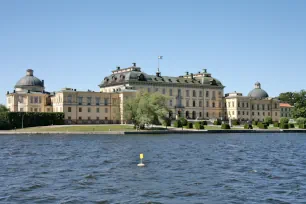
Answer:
xmin=14 ymin=125 xmax=135 ymax=132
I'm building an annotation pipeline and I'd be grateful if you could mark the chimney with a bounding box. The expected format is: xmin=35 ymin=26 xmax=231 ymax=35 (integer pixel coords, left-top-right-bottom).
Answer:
xmin=6 ymin=91 xmax=9 ymax=94
xmin=27 ymin=90 xmax=30 ymax=93
xmin=132 ymin=62 xmax=136 ymax=67
xmin=156 ymin=72 xmax=161 ymax=77
xmin=203 ymin=69 xmax=207 ymax=73
xmin=26 ymin=69 xmax=34 ymax=76
xmin=42 ymin=80 xmax=44 ymax=86
xmin=13 ymin=90 xmax=16 ymax=93
xmin=116 ymin=66 xmax=120 ymax=70
xmin=185 ymin=71 xmax=189 ymax=75
xmin=190 ymin=73 xmax=194 ymax=79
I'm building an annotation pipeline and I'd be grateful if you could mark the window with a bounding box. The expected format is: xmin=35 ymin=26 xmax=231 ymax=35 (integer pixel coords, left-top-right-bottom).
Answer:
xmin=246 ymin=103 xmax=249 ymax=108
xmin=275 ymin=112 xmax=277 ymax=116
xmin=252 ymin=105 xmax=254 ymax=110
xmin=178 ymin=89 xmax=181 ymax=96
xmin=34 ymin=97 xmax=38 ymax=103
xmin=186 ymin=100 xmax=189 ymax=107
xmin=79 ymin=117 xmax=82 ymax=120
xmin=219 ymin=102 xmax=221 ymax=108
xmin=96 ymin=108 xmax=100 ymax=113
xmin=219 ymin=112 xmax=221 ymax=117
xmin=218 ymin=91 xmax=221 ymax=97
xmin=31 ymin=108 xmax=33 ymax=112
xmin=68 ymin=95 xmax=72 ymax=103
xmin=268 ymin=105 xmax=270 ymax=110
xmin=97 ymin=117 xmax=100 ymax=120
xmin=247 ymin=112 xmax=249 ymax=115
xmin=162 ymin=89 xmax=166 ymax=94
xmin=262 ymin=104 xmax=265 ymax=110
xmin=169 ymin=89 xmax=173 ymax=96
xmin=199 ymin=112 xmax=202 ymax=117
xmin=242 ymin=103 xmax=244 ymax=108
xmin=79 ymin=107 xmax=82 ymax=112
xmin=30 ymin=96 xmax=34 ymax=103
xmin=206 ymin=112 xmax=209 ymax=117
xmin=232 ymin=111 xmax=234 ymax=115
xmin=88 ymin=117 xmax=91 ymax=120
xmin=155 ymin=88 xmax=158 ymax=92
xmin=192 ymin=90 xmax=196 ymax=97
xmin=193 ymin=101 xmax=196 ymax=107
xmin=212 ymin=102 xmax=215 ymax=108
xmin=186 ymin=90 xmax=190 ymax=97
xmin=68 ymin=116 xmax=71 ymax=120
xmin=96 ymin=97 xmax=100 ymax=105
xmin=68 ymin=107 xmax=72 ymax=112
xmin=170 ymin=100 xmax=173 ymax=106
xmin=20 ymin=108 xmax=24 ymax=112
xmin=252 ymin=112 xmax=254 ymax=116
xmin=238 ymin=111 xmax=240 ymax=115
xmin=238 ymin=102 xmax=240 ymax=107
xmin=148 ymin=88 xmax=151 ymax=92
xmin=87 ymin=97 xmax=92 ymax=105
xmin=263 ymin=112 xmax=265 ymax=116
xmin=258 ymin=112 xmax=260 ymax=116
xmin=242 ymin=111 xmax=244 ymax=115
xmin=104 ymin=98 xmax=109 ymax=105
xmin=275 ymin=103 xmax=277 ymax=108
xmin=199 ymin=91 xmax=202 ymax=97
xmin=34 ymin=108 xmax=38 ymax=112
xmin=105 ymin=108 xmax=108 ymax=113
xmin=88 ymin=107 xmax=91 ymax=112
xmin=232 ymin=102 xmax=234 ymax=107
xmin=199 ymin=101 xmax=202 ymax=107
xmin=257 ymin=104 xmax=260 ymax=110
xmin=105 ymin=117 xmax=108 ymax=120
xmin=206 ymin=91 xmax=209 ymax=97
xmin=228 ymin=102 xmax=230 ymax=108
xmin=268 ymin=112 xmax=270 ymax=116
xmin=47 ymin=108 xmax=50 ymax=112
xmin=206 ymin=101 xmax=209 ymax=107
xmin=212 ymin=91 xmax=216 ymax=98
xmin=78 ymin=97 xmax=83 ymax=105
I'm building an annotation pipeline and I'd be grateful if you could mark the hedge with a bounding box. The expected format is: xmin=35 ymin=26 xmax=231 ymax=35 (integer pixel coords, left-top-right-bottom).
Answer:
xmin=252 ymin=121 xmax=258 ymax=126
xmin=201 ymin=121 xmax=208 ymax=126
xmin=273 ymin=122 xmax=279 ymax=127
xmin=280 ymin=117 xmax=289 ymax=124
xmin=186 ymin=122 xmax=193 ymax=129
xmin=231 ymin=120 xmax=239 ymax=126
xmin=162 ymin=118 xmax=171 ymax=127
xmin=257 ymin=122 xmax=268 ymax=129
xmin=299 ymin=124 xmax=306 ymax=129
xmin=279 ymin=123 xmax=289 ymax=129
xmin=173 ymin=120 xmax=182 ymax=128
xmin=244 ymin=124 xmax=253 ymax=129
xmin=214 ymin=119 xmax=221 ymax=125
xmin=221 ymin=124 xmax=231 ymax=129
xmin=0 ymin=112 xmax=65 ymax=130
xmin=194 ymin=122 xmax=204 ymax=130
xmin=289 ymin=123 xmax=295 ymax=129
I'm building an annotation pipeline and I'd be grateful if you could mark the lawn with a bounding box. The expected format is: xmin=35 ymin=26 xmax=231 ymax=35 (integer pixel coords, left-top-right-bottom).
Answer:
xmin=14 ymin=125 xmax=135 ymax=132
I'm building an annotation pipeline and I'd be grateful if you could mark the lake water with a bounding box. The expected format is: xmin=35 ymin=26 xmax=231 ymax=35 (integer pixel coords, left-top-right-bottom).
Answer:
xmin=1 ymin=133 xmax=306 ymax=204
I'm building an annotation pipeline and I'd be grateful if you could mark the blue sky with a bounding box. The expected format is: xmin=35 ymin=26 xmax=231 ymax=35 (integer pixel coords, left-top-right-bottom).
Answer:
xmin=1 ymin=0 xmax=305 ymax=104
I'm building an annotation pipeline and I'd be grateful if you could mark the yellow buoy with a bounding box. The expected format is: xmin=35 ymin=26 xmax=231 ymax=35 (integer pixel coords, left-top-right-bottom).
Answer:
xmin=137 ymin=153 xmax=145 ymax=167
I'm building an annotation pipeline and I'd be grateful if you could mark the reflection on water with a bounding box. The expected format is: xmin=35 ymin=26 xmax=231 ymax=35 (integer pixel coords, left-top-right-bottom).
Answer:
xmin=1 ymin=133 xmax=306 ymax=203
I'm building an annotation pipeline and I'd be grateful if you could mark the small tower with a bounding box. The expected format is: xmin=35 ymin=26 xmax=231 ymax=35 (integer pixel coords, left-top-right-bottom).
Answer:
xmin=255 ymin=82 xmax=261 ymax=89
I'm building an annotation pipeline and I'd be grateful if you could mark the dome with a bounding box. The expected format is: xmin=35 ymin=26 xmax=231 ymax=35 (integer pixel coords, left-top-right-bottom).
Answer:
xmin=14 ymin=69 xmax=44 ymax=92
xmin=247 ymin=82 xmax=269 ymax=99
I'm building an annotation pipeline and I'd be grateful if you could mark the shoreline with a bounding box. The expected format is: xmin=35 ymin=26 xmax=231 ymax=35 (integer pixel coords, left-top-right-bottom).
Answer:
xmin=1 ymin=129 xmax=306 ymax=135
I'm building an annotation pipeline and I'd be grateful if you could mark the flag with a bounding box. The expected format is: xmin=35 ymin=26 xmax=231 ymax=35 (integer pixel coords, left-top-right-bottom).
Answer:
xmin=158 ymin=56 xmax=163 ymax=59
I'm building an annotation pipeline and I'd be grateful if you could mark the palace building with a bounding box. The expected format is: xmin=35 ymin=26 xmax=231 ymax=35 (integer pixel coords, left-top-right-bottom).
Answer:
xmin=224 ymin=82 xmax=280 ymax=122
xmin=99 ymin=63 xmax=225 ymax=120
xmin=6 ymin=65 xmax=285 ymax=124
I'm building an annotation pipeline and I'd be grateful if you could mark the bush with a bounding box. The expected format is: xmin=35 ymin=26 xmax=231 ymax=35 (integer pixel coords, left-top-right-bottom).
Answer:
xmin=244 ymin=124 xmax=253 ymax=129
xmin=296 ymin=117 xmax=306 ymax=126
xmin=214 ymin=119 xmax=221 ymax=125
xmin=289 ymin=123 xmax=295 ymax=129
xmin=194 ymin=122 xmax=204 ymax=130
xmin=179 ymin=118 xmax=188 ymax=126
xmin=173 ymin=120 xmax=182 ymax=128
xmin=279 ymin=123 xmax=289 ymax=129
xmin=186 ymin=122 xmax=193 ymax=129
xmin=252 ymin=121 xmax=258 ymax=126
xmin=273 ymin=122 xmax=279 ymax=127
xmin=201 ymin=121 xmax=207 ymax=126
xmin=280 ymin=117 xmax=289 ymax=124
xmin=221 ymin=124 xmax=231 ymax=129
xmin=299 ymin=124 xmax=306 ymax=129
xmin=264 ymin=116 xmax=273 ymax=125
xmin=162 ymin=117 xmax=171 ymax=127
xmin=257 ymin=122 xmax=268 ymax=129
xmin=231 ymin=120 xmax=239 ymax=126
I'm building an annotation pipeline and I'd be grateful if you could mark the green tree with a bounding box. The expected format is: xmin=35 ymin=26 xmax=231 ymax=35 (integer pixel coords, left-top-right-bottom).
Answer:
xmin=291 ymin=90 xmax=306 ymax=118
xmin=0 ymin=104 xmax=9 ymax=112
xmin=123 ymin=91 xmax=169 ymax=128
xmin=278 ymin=92 xmax=296 ymax=105
xmin=280 ymin=117 xmax=289 ymax=124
